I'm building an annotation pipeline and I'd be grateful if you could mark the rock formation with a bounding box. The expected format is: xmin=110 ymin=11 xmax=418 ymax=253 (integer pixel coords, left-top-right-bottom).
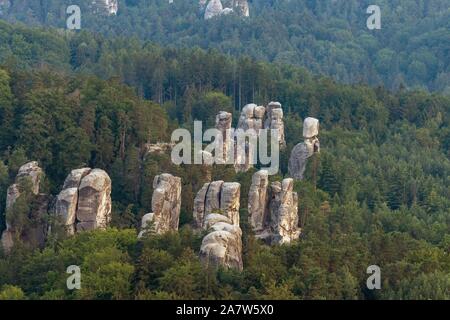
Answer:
xmin=288 ymin=117 xmax=320 ymax=180
xmin=215 ymin=111 xmax=233 ymax=163
xmin=138 ymin=173 xmax=181 ymax=237
xmin=55 ymin=168 xmax=111 ymax=234
xmin=204 ymin=0 xmax=224 ymax=19
xmin=1 ymin=161 xmax=47 ymax=252
xmin=248 ymin=170 xmax=301 ymax=244
xmin=203 ymin=0 xmax=249 ymax=19
xmin=224 ymin=0 xmax=249 ymax=17
xmin=237 ymin=103 xmax=265 ymax=133
xmin=264 ymin=102 xmax=286 ymax=148
xmin=234 ymin=102 xmax=286 ymax=172
xmin=193 ymin=181 xmax=240 ymax=229
xmin=200 ymin=214 xmax=243 ymax=271
xmin=248 ymin=170 xmax=270 ymax=232
xmin=268 ymin=178 xmax=301 ymax=244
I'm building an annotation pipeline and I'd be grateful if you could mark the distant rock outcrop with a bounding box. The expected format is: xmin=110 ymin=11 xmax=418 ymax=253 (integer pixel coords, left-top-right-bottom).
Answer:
xmin=248 ymin=170 xmax=301 ymax=244
xmin=224 ymin=0 xmax=249 ymax=17
xmin=55 ymin=168 xmax=111 ymax=234
xmin=193 ymin=181 xmax=240 ymax=229
xmin=288 ymin=117 xmax=320 ymax=180
xmin=203 ymin=0 xmax=249 ymax=19
xmin=138 ymin=173 xmax=182 ymax=237
xmin=1 ymin=161 xmax=47 ymax=252
xmin=199 ymin=213 xmax=243 ymax=271
xmin=204 ymin=0 xmax=224 ymax=19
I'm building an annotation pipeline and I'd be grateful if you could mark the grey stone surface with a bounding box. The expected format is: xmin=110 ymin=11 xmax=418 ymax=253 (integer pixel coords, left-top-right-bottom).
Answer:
xmin=200 ymin=214 xmax=243 ymax=271
xmin=288 ymin=117 xmax=320 ymax=180
xmin=193 ymin=181 xmax=241 ymax=228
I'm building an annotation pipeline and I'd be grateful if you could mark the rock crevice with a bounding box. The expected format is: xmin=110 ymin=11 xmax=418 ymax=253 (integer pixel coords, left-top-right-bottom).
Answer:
xmin=248 ymin=170 xmax=301 ymax=244
xmin=55 ymin=168 xmax=111 ymax=234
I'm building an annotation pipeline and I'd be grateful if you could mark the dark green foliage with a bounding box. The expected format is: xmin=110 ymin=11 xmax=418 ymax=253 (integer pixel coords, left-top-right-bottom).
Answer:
xmin=0 ymin=21 xmax=448 ymax=299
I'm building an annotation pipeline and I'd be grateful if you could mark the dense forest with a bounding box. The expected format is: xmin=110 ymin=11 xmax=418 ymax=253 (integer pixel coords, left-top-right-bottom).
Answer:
xmin=0 ymin=20 xmax=449 ymax=299
xmin=0 ymin=0 xmax=449 ymax=93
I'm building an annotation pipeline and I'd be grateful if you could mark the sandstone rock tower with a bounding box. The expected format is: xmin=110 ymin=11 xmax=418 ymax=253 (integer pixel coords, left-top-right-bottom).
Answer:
xmin=195 ymin=181 xmax=243 ymax=271
xmin=248 ymin=170 xmax=301 ymax=244
xmin=1 ymin=162 xmax=48 ymax=252
xmin=288 ymin=117 xmax=320 ymax=180
xmin=138 ymin=173 xmax=182 ymax=237
xmin=55 ymin=168 xmax=112 ymax=234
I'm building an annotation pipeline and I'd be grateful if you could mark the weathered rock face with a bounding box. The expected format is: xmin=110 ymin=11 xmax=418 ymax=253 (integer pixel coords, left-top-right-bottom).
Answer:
xmin=7 ymin=161 xmax=43 ymax=208
xmin=76 ymin=169 xmax=112 ymax=230
xmin=1 ymin=162 xmax=47 ymax=252
xmin=204 ymin=0 xmax=223 ymax=19
xmin=138 ymin=212 xmax=154 ymax=238
xmin=225 ymin=0 xmax=249 ymax=17
xmin=204 ymin=0 xmax=249 ymax=19
xmin=200 ymin=214 xmax=243 ymax=271
xmin=234 ymin=102 xmax=286 ymax=173
xmin=237 ymin=104 xmax=265 ymax=133
xmin=55 ymin=168 xmax=111 ymax=234
xmin=264 ymin=102 xmax=286 ymax=148
xmin=248 ymin=171 xmax=301 ymax=244
xmin=138 ymin=173 xmax=182 ymax=237
xmin=268 ymin=179 xmax=301 ymax=244
xmin=288 ymin=117 xmax=320 ymax=180
xmin=193 ymin=181 xmax=240 ymax=229
xmin=248 ymin=170 xmax=269 ymax=232
xmin=215 ymin=111 xmax=233 ymax=163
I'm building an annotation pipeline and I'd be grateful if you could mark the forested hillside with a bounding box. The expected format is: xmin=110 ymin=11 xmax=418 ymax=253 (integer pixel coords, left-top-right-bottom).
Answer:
xmin=0 ymin=21 xmax=449 ymax=299
xmin=0 ymin=0 xmax=449 ymax=93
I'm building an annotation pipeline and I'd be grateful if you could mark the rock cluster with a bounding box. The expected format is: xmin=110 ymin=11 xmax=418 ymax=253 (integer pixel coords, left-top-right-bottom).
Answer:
xmin=193 ymin=181 xmax=240 ymax=228
xmin=200 ymin=214 xmax=243 ymax=271
xmin=1 ymin=162 xmax=47 ymax=252
xmin=55 ymin=168 xmax=112 ymax=234
xmin=138 ymin=173 xmax=182 ymax=237
xmin=237 ymin=103 xmax=265 ymax=133
xmin=215 ymin=111 xmax=233 ymax=163
xmin=288 ymin=117 xmax=320 ymax=180
xmin=248 ymin=170 xmax=301 ymax=244
xmin=203 ymin=0 xmax=249 ymax=19
xmin=234 ymin=102 xmax=286 ymax=172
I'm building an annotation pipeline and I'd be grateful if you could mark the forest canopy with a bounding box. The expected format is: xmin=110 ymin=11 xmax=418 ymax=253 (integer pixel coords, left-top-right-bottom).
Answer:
xmin=0 ymin=0 xmax=449 ymax=93
xmin=0 ymin=18 xmax=449 ymax=300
